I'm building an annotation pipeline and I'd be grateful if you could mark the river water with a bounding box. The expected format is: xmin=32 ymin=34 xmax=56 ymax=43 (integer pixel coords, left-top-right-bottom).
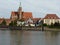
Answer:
xmin=0 ymin=30 xmax=60 ymax=45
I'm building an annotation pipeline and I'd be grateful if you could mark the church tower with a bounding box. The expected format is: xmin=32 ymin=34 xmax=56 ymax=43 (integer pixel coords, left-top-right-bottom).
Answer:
xmin=18 ymin=2 xmax=22 ymax=20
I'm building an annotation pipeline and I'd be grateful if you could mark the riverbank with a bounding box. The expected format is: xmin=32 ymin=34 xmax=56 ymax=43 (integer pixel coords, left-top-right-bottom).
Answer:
xmin=0 ymin=26 xmax=60 ymax=32
xmin=44 ymin=27 xmax=60 ymax=32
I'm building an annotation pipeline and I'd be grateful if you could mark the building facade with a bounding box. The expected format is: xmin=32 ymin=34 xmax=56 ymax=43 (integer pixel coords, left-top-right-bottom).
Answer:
xmin=11 ymin=2 xmax=33 ymax=21
xmin=43 ymin=14 xmax=60 ymax=25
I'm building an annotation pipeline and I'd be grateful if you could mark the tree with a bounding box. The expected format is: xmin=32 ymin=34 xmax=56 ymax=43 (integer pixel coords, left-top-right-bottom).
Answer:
xmin=9 ymin=20 xmax=17 ymax=26
xmin=48 ymin=23 xmax=54 ymax=28
xmin=54 ymin=22 xmax=59 ymax=26
xmin=13 ymin=20 xmax=17 ymax=26
xmin=9 ymin=21 xmax=13 ymax=26
xmin=43 ymin=23 xmax=47 ymax=26
xmin=1 ymin=19 xmax=6 ymax=26
xmin=48 ymin=22 xmax=60 ymax=28
xmin=19 ymin=18 xmax=24 ymax=22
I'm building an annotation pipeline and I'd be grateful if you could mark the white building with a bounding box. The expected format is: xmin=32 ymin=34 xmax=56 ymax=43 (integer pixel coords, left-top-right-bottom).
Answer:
xmin=43 ymin=14 xmax=60 ymax=25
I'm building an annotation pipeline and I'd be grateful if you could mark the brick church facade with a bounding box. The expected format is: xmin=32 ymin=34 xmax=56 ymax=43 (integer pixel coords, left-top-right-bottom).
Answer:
xmin=0 ymin=2 xmax=41 ymax=26
xmin=11 ymin=3 xmax=33 ymax=21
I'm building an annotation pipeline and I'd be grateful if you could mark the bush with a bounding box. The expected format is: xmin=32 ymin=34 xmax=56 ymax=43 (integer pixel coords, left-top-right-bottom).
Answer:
xmin=9 ymin=20 xmax=17 ymax=26
xmin=48 ymin=22 xmax=60 ymax=28
xmin=43 ymin=24 xmax=47 ymax=26
xmin=9 ymin=21 xmax=13 ymax=26
xmin=0 ymin=19 xmax=6 ymax=26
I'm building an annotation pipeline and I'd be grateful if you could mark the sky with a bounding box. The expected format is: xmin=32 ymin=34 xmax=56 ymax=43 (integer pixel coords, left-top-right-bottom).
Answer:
xmin=0 ymin=0 xmax=60 ymax=18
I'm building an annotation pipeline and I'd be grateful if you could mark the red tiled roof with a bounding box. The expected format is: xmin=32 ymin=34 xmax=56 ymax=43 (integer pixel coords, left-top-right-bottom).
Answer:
xmin=23 ymin=12 xmax=33 ymax=19
xmin=11 ymin=12 xmax=15 ymax=16
xmin=5 ymin=19 xmax=11 ymax=22
xmin=32 ymin=18 xmax=41 ymax=21
xmin=44 ymin=14 xmax=59 ymax=19
xmin=0 ymin=18 xmax=3 ymax=23
xmin=32 ymin=18 xmax=41 ymax=23
xmin=11 ymin=11 xmax=18 ymax=16
xmin=22 ymin=18 xmax=28 ymax=21
xmin=11 ymin=11 xmax=33 ymax=20
xmin=0 ymin=18 xmax=11 ymax=22
xmin=0 ymin=18 xmax=3 ymax=20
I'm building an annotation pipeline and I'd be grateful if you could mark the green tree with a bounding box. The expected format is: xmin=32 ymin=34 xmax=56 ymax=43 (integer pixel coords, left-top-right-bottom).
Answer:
xmin=48 ymin=23 xmax=54 ymax=28
xmin=19 ymin=18 xmax=24 ymax=22
xmin=9 ymin=20 xmax=17 ymax=26
xmin=54 ymin=22 xmax=59 ymax=26
xmin=13 ymin=20 xmax=17 ymax=26
xmin=1 ymin=19 xmax=6 ymax=26
xmin=9 ymin=21 xmax=13 ymax=26
xmin=43 ymin=23 xmax=47 ymax=26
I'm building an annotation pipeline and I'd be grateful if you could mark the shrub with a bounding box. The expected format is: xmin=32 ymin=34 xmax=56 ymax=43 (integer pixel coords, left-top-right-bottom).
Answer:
xmin=0 ymin=19 xmax=6 ymax=26
xmin=43 ymin=24 xmax=47 ymax=26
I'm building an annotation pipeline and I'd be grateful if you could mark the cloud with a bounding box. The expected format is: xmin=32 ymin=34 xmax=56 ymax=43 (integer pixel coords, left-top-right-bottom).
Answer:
xmin=0 ymin=0 xmax=60 ymax=18
xmin=21 ymin=0 xmax=60 ymax=17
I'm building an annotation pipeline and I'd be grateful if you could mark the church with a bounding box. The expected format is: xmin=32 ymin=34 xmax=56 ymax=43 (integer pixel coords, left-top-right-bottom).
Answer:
xmin=10 ymin=2 xmax=41 ymax=26
xmin=0 ymin=2 xmax=41 ymax=26
xmin=11 ymin=2 xmax=33 ymax=21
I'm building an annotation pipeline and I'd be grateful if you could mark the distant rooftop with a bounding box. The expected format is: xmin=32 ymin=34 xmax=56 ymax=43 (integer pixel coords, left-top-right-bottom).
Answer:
xmin=44 ymin=14 xmax=59 ymax=19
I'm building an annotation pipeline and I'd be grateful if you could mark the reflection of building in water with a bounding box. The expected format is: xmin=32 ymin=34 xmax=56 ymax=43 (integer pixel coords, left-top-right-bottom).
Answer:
xmin=21 ymin=31 xmax=31 ymax=45
xmin=45 ymin=32 xmax=58 ymax=45
xmin=10 ymin=31 xmax=31 ymax=45
xmin=10 ymin=30 xmax=23 ymax=45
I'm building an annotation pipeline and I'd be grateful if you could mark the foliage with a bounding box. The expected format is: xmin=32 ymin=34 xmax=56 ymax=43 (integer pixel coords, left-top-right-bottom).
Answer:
xmin=9 ymin=20 xmax=17 ymax=26
xmin=9 ymin=21 xmax=13 ymax=26
xmin=54 ymin=22 xmax=60 ymax=27
xmin=19 ymin=18 xmax=24 ymax=22
xmin=43 ymin=23 xmax=47 ymax=26
xmin=48 ymin=22 xmax=60 ymax=28
xmin=0 ymin=19 xmax=6 ymax=26
xmin=13 ymin=20 xmax=17 ymax=26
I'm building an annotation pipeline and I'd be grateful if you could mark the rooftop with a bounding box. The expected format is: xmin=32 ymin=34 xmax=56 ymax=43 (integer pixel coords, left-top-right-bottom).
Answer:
xmin=44 ymin=14 xmax=59 ymax=19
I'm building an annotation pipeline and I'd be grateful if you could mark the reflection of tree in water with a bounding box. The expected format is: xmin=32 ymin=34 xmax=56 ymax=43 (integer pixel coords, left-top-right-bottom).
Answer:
xmin=50 ymin=31 xmax=59 ymax=36
xmin=10 ymin=31 xmax=32 ymax=45
xmin=10 ymin=30 xmax=23 ymax=45
xmin=45 ymin=31 xmax=59 ymax=37
xmin=45 ymin=31 xmax=59 ymax=45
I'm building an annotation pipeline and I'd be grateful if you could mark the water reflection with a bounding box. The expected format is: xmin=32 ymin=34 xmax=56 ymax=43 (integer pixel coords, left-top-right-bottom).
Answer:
xmin=10 ymin=30 xmax=23 ymax=45
xmin=0 ymin=30 xmax=60 ymax=45
xmin=0 ymin=30 xmax=10 ymax=45
xmin=21 ymin=31 xmax=32 ymax=45
xmin=10 ymin=30 xmax=32 ymax=45
xmin=45 ymin=31 xmax=59 ymax=45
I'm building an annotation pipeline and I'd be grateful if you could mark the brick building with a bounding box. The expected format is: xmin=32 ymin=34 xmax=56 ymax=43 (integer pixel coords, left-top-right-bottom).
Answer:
xmin=10 ymin=2 xmax=33 ymax=21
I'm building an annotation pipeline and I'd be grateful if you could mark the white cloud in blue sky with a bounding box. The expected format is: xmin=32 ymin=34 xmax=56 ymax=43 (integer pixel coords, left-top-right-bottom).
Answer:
xmin=0 ymin=0 xmax=60 ymax=18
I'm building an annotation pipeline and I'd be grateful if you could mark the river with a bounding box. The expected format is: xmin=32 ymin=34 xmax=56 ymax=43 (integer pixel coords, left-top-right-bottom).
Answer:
xmin=0 ymin=30 xmax=60 ymax=45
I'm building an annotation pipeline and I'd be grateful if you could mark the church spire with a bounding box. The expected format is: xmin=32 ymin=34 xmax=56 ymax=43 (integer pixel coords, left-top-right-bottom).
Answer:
xmin=18 ymin=2 xmax=22 ymax=20
xmin=18 ymin=2 xmax=22 ymax=12
xmin=19 ymin=2 xmax=21 ymax=7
